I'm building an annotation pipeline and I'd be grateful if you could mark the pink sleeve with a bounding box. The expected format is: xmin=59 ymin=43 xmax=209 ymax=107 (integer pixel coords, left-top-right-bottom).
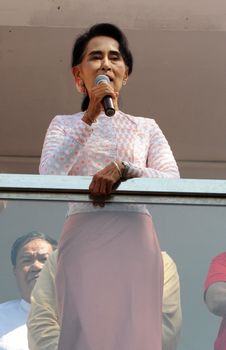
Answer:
xmin=39 ymin=116 xmax=93 ymax=175
xmin=204 ymin=252 xmax=226 ymax=292
xmin=126 ymin=120 xmax=180 ymax=179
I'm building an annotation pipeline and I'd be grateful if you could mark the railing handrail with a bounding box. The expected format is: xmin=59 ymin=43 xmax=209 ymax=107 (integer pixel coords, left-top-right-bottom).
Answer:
xmin=0 ymin=173 xmax=226 ymax=206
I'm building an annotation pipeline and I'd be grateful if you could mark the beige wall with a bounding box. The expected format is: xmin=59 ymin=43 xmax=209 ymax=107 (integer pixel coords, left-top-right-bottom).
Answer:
xmin=1 ymin=1 xmax=226 ymax=178
xmin=1 ymin=0 xmax=226 ymax=31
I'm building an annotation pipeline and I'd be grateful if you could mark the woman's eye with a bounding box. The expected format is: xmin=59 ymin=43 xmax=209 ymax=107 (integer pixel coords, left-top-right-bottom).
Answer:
xmin=91 ymin=55 xmax=101 ymax=60
xmin=111 ymin=55 xmax=120 ymax=61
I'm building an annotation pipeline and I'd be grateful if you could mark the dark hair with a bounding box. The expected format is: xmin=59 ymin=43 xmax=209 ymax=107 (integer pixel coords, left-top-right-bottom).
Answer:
xmin=11 ymin=231 xmax=58 ymax=266
xmin=71 ymin=23 xmax=133 ymax=111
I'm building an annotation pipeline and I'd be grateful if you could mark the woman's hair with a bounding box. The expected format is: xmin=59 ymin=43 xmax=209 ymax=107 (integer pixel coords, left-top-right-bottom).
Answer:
xmin=71 ymin=23 xmax=133 ymax=111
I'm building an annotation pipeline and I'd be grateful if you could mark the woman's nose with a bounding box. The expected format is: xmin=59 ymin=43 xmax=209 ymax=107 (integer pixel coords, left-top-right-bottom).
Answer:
xmin=100 ymin=56 xmax=111 ymax=71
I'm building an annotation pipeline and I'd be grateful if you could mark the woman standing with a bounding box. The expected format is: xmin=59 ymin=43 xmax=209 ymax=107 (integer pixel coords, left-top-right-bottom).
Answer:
xmin=39 ymin=23 xmax=180 ymax=350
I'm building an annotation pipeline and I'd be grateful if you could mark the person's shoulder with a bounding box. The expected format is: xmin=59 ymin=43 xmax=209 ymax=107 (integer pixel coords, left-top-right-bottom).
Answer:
xmin=204 ymin=252 xmax=226 ymax=292
xmin=161 ymin=251 xmax=177 ymax=273
xmin=51 ymin=112 xmax=84 ymax=124
xmin=122 ymin=111 xmax=156 ymax=123
xmin=47 ymin=249 xmax=58 ymax=273
xmin=161 ymin=251 xmax=173 ymax=264
xmin=210 ymin=252 xmax=226 ymax=265
xmin=120 ymin=112 xmax=157 ymax=127
xmin=0 ymin=299 xmax=21 ymax=313
xmin=49 ymin=249 xmax=58 ymax=262
xmin=0 ymin=299 xmax=28 ymax=335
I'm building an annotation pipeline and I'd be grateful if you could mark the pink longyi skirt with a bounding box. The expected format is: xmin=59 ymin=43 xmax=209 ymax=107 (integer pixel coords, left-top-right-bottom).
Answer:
xmin=56 ymin=211 xmax=163 ymax=350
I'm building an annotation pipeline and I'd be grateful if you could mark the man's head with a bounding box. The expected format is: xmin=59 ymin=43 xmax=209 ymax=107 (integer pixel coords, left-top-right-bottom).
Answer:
xmin=11 ymin=231 xmax=57 ymax=303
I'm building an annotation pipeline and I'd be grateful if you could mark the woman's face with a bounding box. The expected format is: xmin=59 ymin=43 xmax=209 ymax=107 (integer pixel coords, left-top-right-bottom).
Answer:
xmin=76 ymin=36 xmax=128 ymax=96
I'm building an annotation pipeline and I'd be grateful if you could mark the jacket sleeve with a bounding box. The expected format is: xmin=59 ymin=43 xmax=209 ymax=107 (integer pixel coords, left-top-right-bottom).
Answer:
xmin=161 ymin=252 xmax=182 ymax=350
xmin=27 ymin=251 xmax=59 ymax=350
xmin=39 ymin=115 xmax=93 ymax=175
xmin=125 ymin=120 xmax=180 ymax=179
xmin=204 ymin=252 xmax=226 ymax=316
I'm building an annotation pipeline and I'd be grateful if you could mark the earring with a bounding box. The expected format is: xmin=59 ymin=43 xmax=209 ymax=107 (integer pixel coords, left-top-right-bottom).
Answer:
xmin=80 ymin=81 xmax=87 ymax=94
xmin=122 ymin=80 xmax=127 ymax=86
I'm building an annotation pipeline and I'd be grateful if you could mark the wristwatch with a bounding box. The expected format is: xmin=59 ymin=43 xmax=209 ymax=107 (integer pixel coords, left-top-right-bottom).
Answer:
xmin=121 ymin=161 xmax=130 ymax=180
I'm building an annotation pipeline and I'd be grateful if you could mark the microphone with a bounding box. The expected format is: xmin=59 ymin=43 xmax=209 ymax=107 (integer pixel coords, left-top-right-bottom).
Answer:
xmin=95 ymin=75 xmax=115 ymax=117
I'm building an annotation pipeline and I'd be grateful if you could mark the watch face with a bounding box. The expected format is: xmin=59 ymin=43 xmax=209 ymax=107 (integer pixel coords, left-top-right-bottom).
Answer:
xmin=122 ymin=161 xmax=130 ymax=179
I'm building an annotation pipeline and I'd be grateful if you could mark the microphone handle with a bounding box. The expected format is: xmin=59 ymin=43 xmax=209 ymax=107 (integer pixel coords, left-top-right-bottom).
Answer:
xmin=102 ymin=95 xmax=115 ymax=117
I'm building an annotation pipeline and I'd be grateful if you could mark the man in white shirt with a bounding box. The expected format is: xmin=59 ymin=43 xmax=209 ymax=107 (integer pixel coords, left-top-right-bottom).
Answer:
xmin=0 ymin=231 xmax=57 ymax=350
xmin=28 ymin=250 xmax=182 ymax=350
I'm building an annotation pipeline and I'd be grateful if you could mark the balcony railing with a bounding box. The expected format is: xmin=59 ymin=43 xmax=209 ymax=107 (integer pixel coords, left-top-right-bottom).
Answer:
xmin=0 ymin=173 xmax=226 ymax=350
xmin=0 ymin=173 xmax=226 ymax=205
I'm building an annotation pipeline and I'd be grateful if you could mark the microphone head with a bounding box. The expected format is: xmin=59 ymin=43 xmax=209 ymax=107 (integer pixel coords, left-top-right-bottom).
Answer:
xmin=95 ymin=74 xmax=115 ymax=117
xmin=95 ymin=75 xmax=110 ymax=85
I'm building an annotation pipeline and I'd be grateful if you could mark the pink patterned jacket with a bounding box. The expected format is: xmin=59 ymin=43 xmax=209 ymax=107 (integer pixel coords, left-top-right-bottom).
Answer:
xmin=40 ymin=111 xmax=180 ymax=214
